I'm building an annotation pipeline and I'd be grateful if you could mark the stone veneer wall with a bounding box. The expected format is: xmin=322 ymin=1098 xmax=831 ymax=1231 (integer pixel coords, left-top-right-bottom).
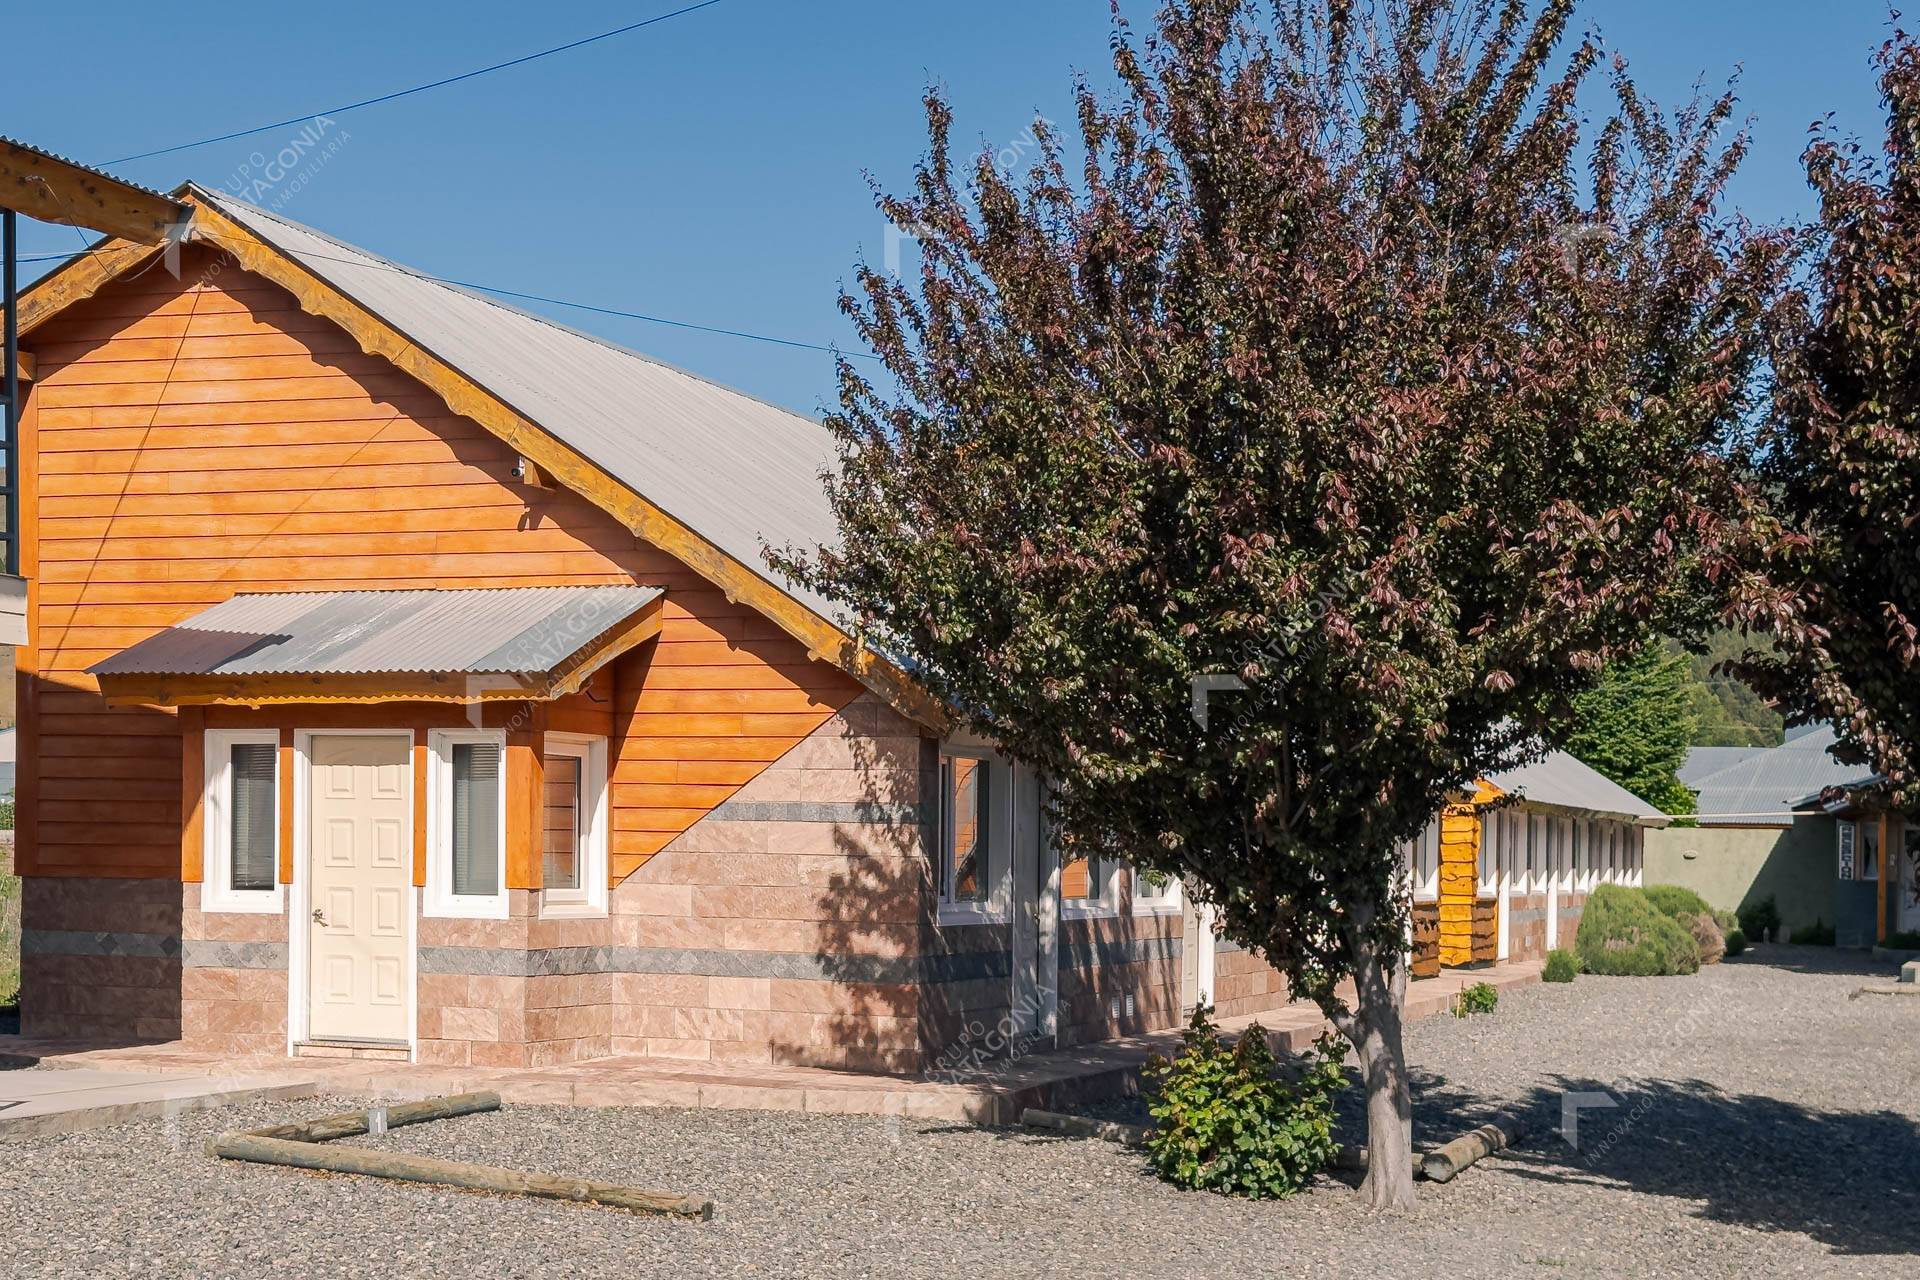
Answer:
xmin=1057 ymin=912 xmax=1182 ymax=1047
xmin=20 ymin=877 xmax=183 ymax=1044
xmin=1211 ymin=940 xmax=1292 ymax=1020
xmin=1556 ymin=890 xmax=1590 ymax=953
xmin=1507 ymin=890 xmax=1549 ymax=962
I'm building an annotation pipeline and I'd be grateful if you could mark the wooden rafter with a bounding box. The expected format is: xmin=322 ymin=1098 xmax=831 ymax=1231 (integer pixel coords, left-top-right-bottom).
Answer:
xmin=1 ymin=140 xmax=189 ymax=244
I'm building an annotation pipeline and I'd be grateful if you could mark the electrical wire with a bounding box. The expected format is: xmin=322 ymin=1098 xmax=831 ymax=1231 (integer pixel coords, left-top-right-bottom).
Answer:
xmin=103 ymin=1 xmax=727 ymax=165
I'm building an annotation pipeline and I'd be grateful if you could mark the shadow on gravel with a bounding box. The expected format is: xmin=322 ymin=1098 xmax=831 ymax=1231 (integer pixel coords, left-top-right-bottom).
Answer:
xmin=1722 ymin=944 xmax=1898 ymax=977
xmin=1459 ymin=1076 xmax=1920 ymax=1258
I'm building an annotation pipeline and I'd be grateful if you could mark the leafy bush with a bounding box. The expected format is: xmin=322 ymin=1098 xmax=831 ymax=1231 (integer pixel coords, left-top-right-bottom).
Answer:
xmin=1713 ymin=909 xmax=1739 ymax=934
xmin=1738 ymin=896 xmax=1782 ymax=942
xmin=1789 ymin=919 xmax=1836 ymax=946
xmin=1543 ymin=949 xmax=1579 ymax=982
xmin=1643 ymin=884 xmax=1713 ymax=920
xmin=1881 ymin=929 xmax=1920 ymax=951
xmin=1680 ymin=912 xmax=1726 ymax=964
xmin=1723 ymin=927 xmax=1747 ymax=957
xmin=1143 ymin=1005 xmax=1346 ymax=1199
xmin=1454 ymin=982 xmax=1499 ymax=1016
xmin=1575 ymin=884 xmax=1702 ymax=976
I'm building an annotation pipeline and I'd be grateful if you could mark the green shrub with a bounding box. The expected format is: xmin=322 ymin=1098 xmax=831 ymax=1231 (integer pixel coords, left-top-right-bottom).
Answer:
xmin=1881 ymin=929 xmax=1920 ymax=951
xmin=1143 ymin=1006 xmax=1345 ymax=1199
xmin=1713 ymin=909 xmax=1739 ymax=934
xmin=1738 ymin=895 xmax=1782 ymax=942
xmin=1575 ymin=883 xmax=1702 ymax=976
xmin=1789 ymin=919 xmax=1836 ymax=946
xmin=1643 ymin=884 xmax=1713 ymax=920
xmin=1542 ymin=949 xmax=1579 ymax=983
xmin=1723 ymin=927 xmax=1747 ymax=957
xmin=1454 ymin=982 xmax=1499 ymax=1016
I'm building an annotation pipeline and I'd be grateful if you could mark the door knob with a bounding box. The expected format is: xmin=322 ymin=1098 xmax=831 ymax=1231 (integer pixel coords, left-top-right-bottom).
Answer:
xmin=311 ymin=908 xmax=327 ymax=926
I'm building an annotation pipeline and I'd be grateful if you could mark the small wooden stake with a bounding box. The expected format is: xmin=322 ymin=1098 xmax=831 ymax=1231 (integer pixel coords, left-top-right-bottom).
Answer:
xmin=1419 ymin=1115 xmax=1526 ymax=1183
xmin=1019 ymin=1107 xmax=1149 ymax=1148
xmin=243 ymin=1091 xmax=500 ymax=1144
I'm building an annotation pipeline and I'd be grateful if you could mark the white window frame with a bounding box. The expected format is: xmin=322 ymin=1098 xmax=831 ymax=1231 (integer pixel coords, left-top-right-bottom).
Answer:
xmin=1130 ymin=865 xmax=1183 ymax=916
xmin=1414 ymin=819 xmax=1441 ymax=902
xmin=539 ymin=733 xmax=608 ymax=919
xmin=936 ymin=747 xmax=1009 ymax=925
xmin=201 ymin=729 xmax=283 ymax=914
xmin=425 ymin=728 xmax=510 ymax=920
xmin=1061 ymin=849 xmax=1122 ymax=919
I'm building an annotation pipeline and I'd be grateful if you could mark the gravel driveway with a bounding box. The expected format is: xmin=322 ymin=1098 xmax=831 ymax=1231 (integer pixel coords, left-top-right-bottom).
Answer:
xmin=1 ymin=945 xmax=1913 ymax=1279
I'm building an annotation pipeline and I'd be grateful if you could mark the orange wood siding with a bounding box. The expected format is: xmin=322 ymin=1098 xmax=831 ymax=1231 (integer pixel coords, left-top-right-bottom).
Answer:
xmin=20 ymin=246 xmax=864 ymax=882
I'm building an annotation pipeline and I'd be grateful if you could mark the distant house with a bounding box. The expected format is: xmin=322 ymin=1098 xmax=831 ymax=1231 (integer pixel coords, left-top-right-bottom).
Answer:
xmin=1648 ymin=726 xmax=1912 ymax=945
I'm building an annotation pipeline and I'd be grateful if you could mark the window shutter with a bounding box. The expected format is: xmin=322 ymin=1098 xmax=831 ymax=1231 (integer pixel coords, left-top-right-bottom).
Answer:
xmin=452 ymin=742 xmax=501 ymax=897
xmin=229 ymin=743 xmax=277 ymax=892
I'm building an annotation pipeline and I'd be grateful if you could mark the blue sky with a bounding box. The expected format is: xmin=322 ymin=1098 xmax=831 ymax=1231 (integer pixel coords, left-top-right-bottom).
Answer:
xmin=5 ymin=1 xmax=1898 ymax=417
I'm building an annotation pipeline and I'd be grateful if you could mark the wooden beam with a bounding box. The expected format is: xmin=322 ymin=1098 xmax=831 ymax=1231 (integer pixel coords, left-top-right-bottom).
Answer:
xmin=10 ymin=351 xmax=32 ymax=383
xmin=0 ymin=141 xmax=188 ymax=243
xmin=96 ymin=670 xmax=550 ymax=708
xmin=543 ymin=595 xmax=664 ymax=698
xmin=181 ymin=195 xmax=946 ymax=732
xmin=17 ymin=239 xmax=167 ymax=337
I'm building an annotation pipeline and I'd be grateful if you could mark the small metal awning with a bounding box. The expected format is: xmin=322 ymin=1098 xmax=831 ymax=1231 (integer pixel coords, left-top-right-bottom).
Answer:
xmin=90 ymin=585 xmax=665 ymax=706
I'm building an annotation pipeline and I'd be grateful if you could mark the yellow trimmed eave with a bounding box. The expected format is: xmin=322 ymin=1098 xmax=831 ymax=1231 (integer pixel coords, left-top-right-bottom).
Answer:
xmin=95 ymin=593 xmax=666 ymax=709
xmin=21 ymin=191 xmax=946 ymax=732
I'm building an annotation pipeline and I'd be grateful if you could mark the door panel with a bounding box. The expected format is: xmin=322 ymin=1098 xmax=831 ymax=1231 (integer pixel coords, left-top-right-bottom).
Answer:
xmin=307 ymin=735 xmax=411 ymax=1043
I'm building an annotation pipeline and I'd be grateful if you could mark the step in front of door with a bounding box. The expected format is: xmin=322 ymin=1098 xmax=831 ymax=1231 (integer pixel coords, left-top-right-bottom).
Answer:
xmin=294 ymin=1040 xmax=411 ymax=1062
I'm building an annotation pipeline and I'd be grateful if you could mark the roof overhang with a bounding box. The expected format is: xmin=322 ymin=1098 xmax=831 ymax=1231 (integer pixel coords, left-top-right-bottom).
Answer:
xmin=19 ymin=187 xmax=945 ymax=731
xmin=90 ymin=586 xmax=664 ymax=708
xmin=1477 ymin=780 xmax=1672 ymax=829
xmin=1 ymin=138 xmax=191 ymax=244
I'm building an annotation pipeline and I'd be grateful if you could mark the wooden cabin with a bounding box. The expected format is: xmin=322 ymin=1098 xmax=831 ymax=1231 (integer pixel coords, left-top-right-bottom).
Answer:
xmin=10 ymin=187 xmax=1197 ymax=1069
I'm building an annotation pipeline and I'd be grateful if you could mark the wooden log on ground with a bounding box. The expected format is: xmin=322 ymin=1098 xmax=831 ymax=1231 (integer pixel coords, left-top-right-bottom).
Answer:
xmin=1331 ymin=1144 xmax=1368 ymax=1172
xmin=208 ymin=1132 xmax=714 ymax=1219
xmin=244 ymin=1091 xmax=501 ymax=1143
xmin=1019 ymin=1108 xmax=1148 ymax=1148
xmin=1419 ymin=1115 xmax=1526 ymax=1183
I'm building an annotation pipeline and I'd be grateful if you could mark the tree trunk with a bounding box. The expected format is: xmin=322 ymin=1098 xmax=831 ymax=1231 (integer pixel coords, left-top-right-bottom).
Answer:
xmin=1347 ymin=929 xmax=1416 ymax=1209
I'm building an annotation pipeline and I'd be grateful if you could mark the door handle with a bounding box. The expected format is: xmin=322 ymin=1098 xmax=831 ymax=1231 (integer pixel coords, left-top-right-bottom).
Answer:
xmin=311 ymin=908 xmax=327 ymax=926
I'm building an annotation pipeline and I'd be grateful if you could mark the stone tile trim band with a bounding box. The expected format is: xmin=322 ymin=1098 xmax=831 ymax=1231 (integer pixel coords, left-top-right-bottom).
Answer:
xmin=703 ymin=799 xmax=930 ymax=826
xmin=24 ymin=930 xmax=290 ymax=971
xmin=1058 ymin=935 xmax=1183 ymax=971
xmin=419 ymin=944 xmax=1014 ymax=985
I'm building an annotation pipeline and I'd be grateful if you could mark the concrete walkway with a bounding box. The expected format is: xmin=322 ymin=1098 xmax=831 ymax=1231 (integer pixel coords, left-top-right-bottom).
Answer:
xmin=0 ymin=960 xmax=1541 ymax=1125
xmin=0 ymin=1067 xmax=318 ymax=1141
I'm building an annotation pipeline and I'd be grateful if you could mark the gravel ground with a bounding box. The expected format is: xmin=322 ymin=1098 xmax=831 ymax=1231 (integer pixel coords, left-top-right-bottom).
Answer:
xmin=1 ymin=945 xmax=1914 ymax=1279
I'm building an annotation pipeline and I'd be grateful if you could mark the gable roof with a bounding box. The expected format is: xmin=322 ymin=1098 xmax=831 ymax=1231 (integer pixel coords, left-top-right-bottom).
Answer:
xmin=1679 ymin=745 xmax=1764 ymax=785
xmin=1686 ymin=725 xmax=1875 ymax=826
xmin=18 ymin=188 xmax=942 ymax=728
xmin=1485 ymin=749 xmax=1670 ymax=826
xmin=191 ymin=187 xmax=845 ymax=625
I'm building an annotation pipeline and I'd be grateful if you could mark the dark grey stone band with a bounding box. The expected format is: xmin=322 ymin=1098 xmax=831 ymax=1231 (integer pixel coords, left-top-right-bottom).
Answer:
xmin=705 ymin=799 xmax=929 ymax=826
xmin=23 ymin=929 xmax=181 ymax=959
xmin=417 ymin=943 xmax=1012 ymax=986
xmin=183 ymin=940 xmax=288 ymax=970
xmin=1059 ymin=935 xmax=1182 ymax=972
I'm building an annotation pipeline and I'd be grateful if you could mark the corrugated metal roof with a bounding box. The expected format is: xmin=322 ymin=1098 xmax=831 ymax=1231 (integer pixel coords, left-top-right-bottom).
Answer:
xmin=188 ymin=186 xmax=845 ymax=623
xmin=1685 ymin=725 xmax=1875 ymax=826
xmin=1 ymin=136 xmax=176 ymax=202
xmin=1486 ymin=749 xmax=1670 ymax=825
xmin=89 ymin=586 xmax=662 ymax=677
xmin=1679 ymin=745 xmax=1765 ymax=785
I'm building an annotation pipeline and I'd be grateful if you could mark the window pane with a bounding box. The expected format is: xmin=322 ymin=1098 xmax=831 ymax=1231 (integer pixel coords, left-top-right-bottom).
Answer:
xmin=543 ymin=754 xmax=582 ymax=892
xmin=947 ymin=756 xmax=987 ymax=902
xmin=229 ymin=743 xmax=277 ymax=892
xmin=452 ymin=741 xmax=501 ymax=898
xmin=1062 ymin=855 xmax=1094 ymax=901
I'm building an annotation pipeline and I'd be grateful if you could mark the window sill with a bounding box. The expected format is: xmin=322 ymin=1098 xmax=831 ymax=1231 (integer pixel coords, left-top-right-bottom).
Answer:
xmin=1130 ymin=901 xmax=1183 ymax=918
xmin=201 ymin=889 xmax=284 ymax=915
xmin=936 ymin=902 xmax=1009 ymax=928
xmin=538 ymin=898 xmax=607 ymax=921
xmin=423 ymin=896 xmax=508 ymax=922
xmin=1061 ymin=902 xmax=1120 ymax=920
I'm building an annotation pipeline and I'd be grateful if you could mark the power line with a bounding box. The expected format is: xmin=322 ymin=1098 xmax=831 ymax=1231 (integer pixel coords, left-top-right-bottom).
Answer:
xmin=14 ymin=240 xmax=873 ymax=360
xmin=103 ymin=1 xmax=727 ymax=165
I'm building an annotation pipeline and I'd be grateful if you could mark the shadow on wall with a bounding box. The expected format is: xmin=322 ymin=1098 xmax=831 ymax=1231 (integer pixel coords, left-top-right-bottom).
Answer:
xmin=1647 ymin=819 xmax=1837 ymax=938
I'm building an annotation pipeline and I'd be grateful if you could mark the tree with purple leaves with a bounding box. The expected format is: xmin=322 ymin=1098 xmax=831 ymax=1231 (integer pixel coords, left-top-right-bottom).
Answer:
xmin=1735 ymin=27 xmax=1920 ymax=816
xmin=778 ymin=0 xmax=1787 ymax=1207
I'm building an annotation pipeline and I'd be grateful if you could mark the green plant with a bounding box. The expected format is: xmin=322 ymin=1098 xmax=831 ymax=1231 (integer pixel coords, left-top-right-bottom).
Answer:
xmin=1643 ymin=884 xmax=1714 ymax=920
xmin=1789 ymin=919 xmax=1836 ymax=946
xmin=1564 ymin=643 xmax=1699 ymax=814
xmin=1575 ymin=884 xmax=1703 ymax=976
xmin=1713 ymin=909 xmax=1739 ymax=934
xmin=1143 ymin=1005 xmax=1345 ymax=1199
xmin=1880 ymin=929 xmax=1920 ymax=950
xmin=1738 ymin=896 xmax=1782 ymax=942
xmin=1723 ymin=927 xmax=1747 ymax=957
xmin=0 ymin=798 xmax=15 ymax=832
xmin=1543 ymin=949 xmax=1579 ymax=983
xmin=1453 ymin=982 xmax=1499 ymax=1016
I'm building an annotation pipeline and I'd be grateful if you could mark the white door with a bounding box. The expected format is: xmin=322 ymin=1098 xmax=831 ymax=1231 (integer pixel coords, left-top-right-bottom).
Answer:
xmin=306 ymin=735 xmax=411 ymax=1044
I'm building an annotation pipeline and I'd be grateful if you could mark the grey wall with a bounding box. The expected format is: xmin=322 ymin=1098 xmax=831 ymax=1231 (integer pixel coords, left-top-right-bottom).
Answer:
xmin=1644 ymin=817 xmax=1837 ymax=938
